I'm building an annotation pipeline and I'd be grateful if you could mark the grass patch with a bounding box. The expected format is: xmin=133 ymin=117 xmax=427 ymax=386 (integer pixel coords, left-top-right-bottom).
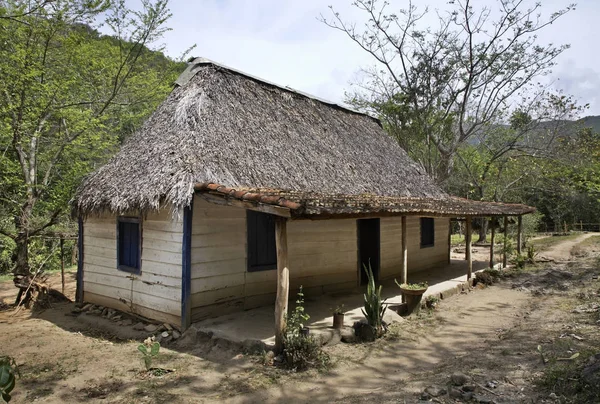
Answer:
xmin=529 ymin=233 xmax=581 ymax=252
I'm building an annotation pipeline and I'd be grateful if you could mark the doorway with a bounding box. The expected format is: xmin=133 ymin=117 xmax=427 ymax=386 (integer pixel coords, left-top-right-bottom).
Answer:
xmin=358 ymin=218 xmax=380 ymax=285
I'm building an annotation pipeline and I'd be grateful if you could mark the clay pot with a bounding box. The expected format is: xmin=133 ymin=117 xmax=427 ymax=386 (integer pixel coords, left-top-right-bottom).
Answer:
xmin=333 ymin=312 xmax=345 ymax=329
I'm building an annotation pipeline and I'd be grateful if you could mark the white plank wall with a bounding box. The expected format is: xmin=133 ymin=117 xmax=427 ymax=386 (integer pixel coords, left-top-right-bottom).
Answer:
xmin=380 ymin=216 xmax=450 ymax=280
xmin=83 ymin=209 xmax=183 ymax=325
xmin=190 ymin=197 xmax=358 ymax=321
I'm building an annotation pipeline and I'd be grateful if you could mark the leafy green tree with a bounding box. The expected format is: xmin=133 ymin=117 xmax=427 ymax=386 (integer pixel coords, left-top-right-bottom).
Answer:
xmin=322 ymin=0 xmax=574 ymax=182
xmin=0 ymin=0 xmax=184 ymax=281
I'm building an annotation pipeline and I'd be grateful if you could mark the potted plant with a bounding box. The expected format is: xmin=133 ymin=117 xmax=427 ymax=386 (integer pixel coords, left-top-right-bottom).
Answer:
xmin=395 ymin=280 xmax=428 ymax=315
xmin=332 ymin=304 xmax=345 ymax=329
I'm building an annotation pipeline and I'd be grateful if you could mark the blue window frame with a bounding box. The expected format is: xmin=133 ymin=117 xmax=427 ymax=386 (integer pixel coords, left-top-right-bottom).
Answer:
xmin=117 ymin=216 xmax=141 ymax=273
xmin=247 ymin=210 xmax=277 ymax=272
xmin=420 ymin=217 xmax=435 ymax=248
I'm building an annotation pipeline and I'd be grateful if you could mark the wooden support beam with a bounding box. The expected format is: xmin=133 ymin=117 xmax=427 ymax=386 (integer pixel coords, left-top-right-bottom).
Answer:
xmin=401 ymin=216 xmax=407 ymax=285
xmin=447 ymin=218 xmax=452 ymax=264
xmin=517 ymin=215 xmax=523 ymax=255
xmin=489 ymin=218 xmax=495 ymax=269
xmin=274 ymin=217 xmax=289 ymax=354
xmin=466 ymin=216 xmax=472 ymax=280
xmin=197 ymin=193 xmax=292 ymax=218
xmin=503 ymin=216 xmax=508 ymax=268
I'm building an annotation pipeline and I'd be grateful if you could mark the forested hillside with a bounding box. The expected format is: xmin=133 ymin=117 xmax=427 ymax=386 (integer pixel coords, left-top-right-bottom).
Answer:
xmin=0 ymin=0 xmax=186 ymax=276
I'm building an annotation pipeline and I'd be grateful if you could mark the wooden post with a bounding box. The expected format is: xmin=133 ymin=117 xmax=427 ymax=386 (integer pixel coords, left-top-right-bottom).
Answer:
xmin=503 ymin=216 xmax=508 ymax=268
xmin=517 ymin=215 xmax=523 ymax=255
xmin=489 ymin=218 xmax=495 ymax=269
xmin=60 ymin=237 xmax=65 ymax=294
xmin=274 ymin=217 xmax=289 ymax=354
xmin=466 ymin=216 xmax=472 ymax=280
xmin=401 ymin=216 xmax=407 ymax=284
xmin=447 ymin=218 xmax=452 ymax=264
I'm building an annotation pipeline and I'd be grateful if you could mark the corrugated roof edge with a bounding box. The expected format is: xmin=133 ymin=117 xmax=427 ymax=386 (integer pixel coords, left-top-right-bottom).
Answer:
xmin=175 ymin=57 xmax=381 ymax=124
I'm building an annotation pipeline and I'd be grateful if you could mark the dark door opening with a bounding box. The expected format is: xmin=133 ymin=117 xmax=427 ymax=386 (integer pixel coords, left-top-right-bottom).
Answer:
xmin=358 ymin=218 xmax=380 ymax=285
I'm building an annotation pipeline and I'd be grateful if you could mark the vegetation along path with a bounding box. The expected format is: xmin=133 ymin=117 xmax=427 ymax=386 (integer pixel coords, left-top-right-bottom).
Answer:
xmin=0 ymin=234 xmax=598 ymax=403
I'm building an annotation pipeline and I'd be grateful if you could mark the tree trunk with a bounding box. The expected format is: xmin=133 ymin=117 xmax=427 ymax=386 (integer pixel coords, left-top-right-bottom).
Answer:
xmin=12 ymin=234 xmax=30 ymax=277
xmin=477 ymin=218 xmax=488 ymax=243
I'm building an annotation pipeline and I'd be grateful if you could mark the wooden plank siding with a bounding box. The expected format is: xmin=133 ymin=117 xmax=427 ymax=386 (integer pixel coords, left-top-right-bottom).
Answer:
xmin=189 ymin=197 xmax=358 ymax=321
xmin=380 ymin=216 xmax=450 ymax=281
xmin=82 ymin=209 xmax=183 ymax=326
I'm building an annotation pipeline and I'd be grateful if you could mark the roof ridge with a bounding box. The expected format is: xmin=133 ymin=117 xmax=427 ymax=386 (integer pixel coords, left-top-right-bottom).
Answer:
xmin=175 ymin=57 xmax=380 ymax=123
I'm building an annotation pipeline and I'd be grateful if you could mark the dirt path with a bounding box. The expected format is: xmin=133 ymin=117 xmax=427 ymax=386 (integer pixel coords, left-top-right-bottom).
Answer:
xmin=538 ymin=233 xmax=597 ymax=261
xmin=0 ymin=234 xmax=598 ymax=403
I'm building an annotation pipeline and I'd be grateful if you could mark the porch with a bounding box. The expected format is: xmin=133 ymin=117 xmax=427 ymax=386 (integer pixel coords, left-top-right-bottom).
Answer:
xmin=193 ymin=253 xmax=497 ymax=350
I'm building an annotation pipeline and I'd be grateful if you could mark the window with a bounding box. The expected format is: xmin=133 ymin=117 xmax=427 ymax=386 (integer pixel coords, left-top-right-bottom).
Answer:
xmin=117 ymin=217 xmax=141 ymax=273
xmin=247 ymin=210 xmax=277 ymax=272
xmin=420 ymin=217 xmax=435 ymax=248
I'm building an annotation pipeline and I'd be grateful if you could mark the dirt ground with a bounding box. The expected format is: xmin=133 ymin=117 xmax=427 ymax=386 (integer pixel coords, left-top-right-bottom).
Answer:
xmin=0 ymin=233 xmax=599 ymax=403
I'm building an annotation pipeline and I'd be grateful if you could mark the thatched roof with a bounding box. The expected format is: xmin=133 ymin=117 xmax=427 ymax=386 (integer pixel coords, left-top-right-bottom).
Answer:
xmin=74 ymin=58 xmax=533 ymax=218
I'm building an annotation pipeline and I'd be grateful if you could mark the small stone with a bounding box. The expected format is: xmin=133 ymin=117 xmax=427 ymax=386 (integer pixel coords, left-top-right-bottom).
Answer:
xmin=463 ymin=384 xmax=476 ymax=392
xmin=273 ymin=354 xmax=284 ymax=363
xmin=449 ymin=387 xmax=463 ymax=399
xmin=419 ymin=392 xmax=431 ymax=401
xmin=161 ymin=331 xmax=169 ymax=338
xmin=133 ymin=322 xmax=145 ymax=331
xmin=144 ymin=324 xmax=159 ymax=333
xmin=111 ymin=315 xmax=122 ymax=322
xmin=82 ymin=303 xmax=94 ymax=311
xmin=163 ymin=323 xmax=173 ymax=331
xmin=172 ymin=330 xmax=180 ymax=339
xmin=473 ymin=395 xmax=492 ymax=404
xmin=462 ymin=392 xmax=474 ymax=401
xmin=71 ymin=307 xmax=82 ymax=314
xmin=121 ymin=319 xmax=133 ymax=327
xmin=549 ymin=393 xmax=558 ymax=400
xmin=424 ymin=385 xmax=446 ymax=397
xmin=451 ymin=372 xmax=470 ymax=386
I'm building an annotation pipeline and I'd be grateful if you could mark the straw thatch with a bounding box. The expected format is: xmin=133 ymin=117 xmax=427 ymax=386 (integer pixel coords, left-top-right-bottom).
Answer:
xmin=74 ymin=58 xmax=533 ymax=218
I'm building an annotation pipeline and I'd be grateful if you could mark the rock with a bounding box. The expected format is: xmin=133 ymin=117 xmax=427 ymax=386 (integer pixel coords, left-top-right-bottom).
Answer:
xmin=111 ymin=315 xmax=122 ymax=322
xmin=340 ymin=326 xmax=358 ymax=343
xmin=353 ymin=322 xmax=376 ymax=342
xmin=273 ymin=354 xmax=284 ymax=363
xmin=163 ymin=323 xmax=173 ymax=331
xmin=424 ymin=385 xmax=446 ymax=397
xmin=176 ymin=327 xmax=198 ymax=347
xmin=549 ymin=392 xmax=558 ymax=400
xmin=172 ymin=330 xmax=180 ymax=339
xmin=462 ymin=391 xmax=474 ymax=401
xmin=82 ymin=303 xmax=94 ymax=311
xmin=419 ymin=392 xmax=431 ymax=400
xmin=463 ymin=384 xmax=476 ymax=392
xmin=144 ymin=324 xmax=159 ymax=333
xmin=449 ymin=387 xmax=463 ymax=399
xmin=451 ymin=372 xmax=470 ymax=386
xmin=71 ymin=307 xmax=82 ymax=314
xmin=242 ymin=339 xmax=265 ymax=354
xmin=473 ymin=395 xmax=492 ymax=404
xmin=133 ymin=322 xmax=145 ymax=331
xmin=121 ymin=319 xmax=133 ymax=327
xmin=161 ymin=331 xmax=169 ymax=338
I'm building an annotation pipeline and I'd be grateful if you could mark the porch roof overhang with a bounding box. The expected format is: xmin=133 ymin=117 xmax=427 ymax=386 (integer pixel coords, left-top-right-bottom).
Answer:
xmin=194 ymin=183 xmax=535 ymax=219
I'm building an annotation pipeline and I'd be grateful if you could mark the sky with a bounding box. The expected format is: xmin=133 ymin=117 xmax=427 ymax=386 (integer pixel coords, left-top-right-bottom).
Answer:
xmin=146 ymin=0 xmax=600 ymax=116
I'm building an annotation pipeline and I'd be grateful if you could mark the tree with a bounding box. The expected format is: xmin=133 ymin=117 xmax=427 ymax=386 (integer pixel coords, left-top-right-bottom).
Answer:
xmin=321 ymin=0 xmax=575 ymax=182
xmin=0 ymin=0 xmax=182 ymax=282
xmin=448 ymin=93 xmax=583 ymax=241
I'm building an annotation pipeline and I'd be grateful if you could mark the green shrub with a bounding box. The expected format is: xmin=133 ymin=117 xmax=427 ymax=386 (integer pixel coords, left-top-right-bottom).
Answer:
xmin=526 ymin=244 xmax=538 ymax=263
xmin=515 ymin=254 xmax=527 ymax=269
xmin=475 ymin=271 xmax=494 ymax=286
xmin=0 ymin=356 xmax=17 ymax=402
xmin=282 ymin=287 xmax=329 ymax=371
xmin=362 ymin=263 xmax=387 ymax=336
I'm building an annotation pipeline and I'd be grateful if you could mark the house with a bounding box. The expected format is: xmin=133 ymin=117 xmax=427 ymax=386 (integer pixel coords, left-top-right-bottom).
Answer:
xmin=73 ymin=58 xmax=534 ymax=345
